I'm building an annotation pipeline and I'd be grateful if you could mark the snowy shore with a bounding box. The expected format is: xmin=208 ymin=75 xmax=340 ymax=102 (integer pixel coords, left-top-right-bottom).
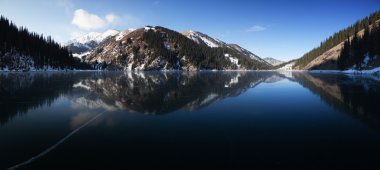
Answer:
xmin=1 ymin=67 xmax=380 ymax=75
xmin=308 ymin=67 xmax=380 ymax=75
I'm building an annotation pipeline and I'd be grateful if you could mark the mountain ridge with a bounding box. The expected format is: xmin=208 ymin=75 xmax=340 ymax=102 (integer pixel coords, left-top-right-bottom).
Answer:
xmin=264 ymin=57 xmax=285 ymax=66
xmin=64 ymin=27 xmax=271 ymax=71
xmin=65 ymin=29 xmax=120 ymax=57
xmin=79 ymin=26 xmax=272 ymax=70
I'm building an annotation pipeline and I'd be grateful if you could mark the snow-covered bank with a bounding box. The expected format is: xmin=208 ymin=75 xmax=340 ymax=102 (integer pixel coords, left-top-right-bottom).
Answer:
xmin=342 ymin=67 xmax=380 ymax=75
xmin=0 ymin=69 xmax=102 ymax=72
xmin=1 ymin=67 xmax=380 ymax=74
xmin=308 ymin=67 xmax=380 ymax=75
xmin=277 ymin=61 xmax=295 ymax=71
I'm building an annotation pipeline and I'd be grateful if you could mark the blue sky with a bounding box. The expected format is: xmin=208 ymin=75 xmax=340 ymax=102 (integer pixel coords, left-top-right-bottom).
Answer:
xmin=0 ymin=0 xmax=379 ymax=61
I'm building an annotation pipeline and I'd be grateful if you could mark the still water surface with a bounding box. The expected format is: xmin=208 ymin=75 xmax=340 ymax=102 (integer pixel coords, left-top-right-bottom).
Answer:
xmin=0 ymin=71 xmax=380 ymax=169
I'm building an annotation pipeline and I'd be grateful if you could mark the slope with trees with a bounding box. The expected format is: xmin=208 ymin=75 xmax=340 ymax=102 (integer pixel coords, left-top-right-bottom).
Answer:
xmin=0 ymin=16 xmax=90 ymax=71
xmin=337 ymin=23 xmax=380 ymax=70
xmin=293 ymin=11 xmax=380 ymax=70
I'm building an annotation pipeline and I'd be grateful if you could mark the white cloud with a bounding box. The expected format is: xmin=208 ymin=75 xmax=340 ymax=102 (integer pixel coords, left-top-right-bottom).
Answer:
xmin=72 ymin=9 xmax=107 ymax=30
xmin=68 ymin=9 xmax=141 ymax=42
xmin=247 ymin=25 xmax=267 ymax=32
xmin=71 ymin=9 xmax=122 ymax=31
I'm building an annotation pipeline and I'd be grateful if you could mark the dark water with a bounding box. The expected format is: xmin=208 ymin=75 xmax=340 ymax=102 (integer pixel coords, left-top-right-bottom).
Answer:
xmin=1 ymin=71 xmax=380 ymax=169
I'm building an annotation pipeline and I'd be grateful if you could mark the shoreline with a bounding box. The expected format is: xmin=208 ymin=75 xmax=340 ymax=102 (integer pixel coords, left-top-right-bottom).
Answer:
xmin=0 ymin=67 xmax=379 ymax=75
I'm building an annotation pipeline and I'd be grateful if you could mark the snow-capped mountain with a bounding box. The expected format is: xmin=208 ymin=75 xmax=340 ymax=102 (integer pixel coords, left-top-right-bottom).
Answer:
xmin=69 ymin=29 xmax=120 ymax=44
xmin=264 ymin=57 xmax=285 ymax=66
xmin=181 ymin=30 xmax=270 ymax=66
xmin=65 ymin=29 xmax=120 ymax=56
xmin=85 ymin=26 xmax=272 ymax=71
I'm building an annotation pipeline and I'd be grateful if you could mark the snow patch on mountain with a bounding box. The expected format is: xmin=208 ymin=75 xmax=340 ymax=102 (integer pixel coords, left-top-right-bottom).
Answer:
xmin=277 ymin=62 xmax=295 ymax=70
xmin=65 ymin=29 xmax=120 ymax=55
xmin=73 ymin=52 xmax=90 ymax=60
xmin=181 ymin=30 xmax=223 ymax=48
xmin=67 ymin=29 xmax=120 ymax=45
xmin=116 ymin=29 xmax=135 ymax=41
xmin=144 ymin=26 xmax=157 ymax=32
xmin=199 ymin=35 xmax=220 ymax=48
xmin=227 ymin=44 xmax=266 ymax=63
xmin=225 ymin=53 xmax=241 ymax=69
xmin=264 ymin=57 xmax=285 ymax=66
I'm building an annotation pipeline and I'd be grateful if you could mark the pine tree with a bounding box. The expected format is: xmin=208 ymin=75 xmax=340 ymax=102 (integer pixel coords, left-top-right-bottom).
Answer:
xmin=337 ymin=40 xmax=350 ymax=70
xmin=376 ymin=22 xmax=380 ymax=57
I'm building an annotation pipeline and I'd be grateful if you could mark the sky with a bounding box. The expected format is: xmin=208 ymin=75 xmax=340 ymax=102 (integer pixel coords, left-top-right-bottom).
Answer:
xmin=0 ymin=0 xmax=379 ymax=61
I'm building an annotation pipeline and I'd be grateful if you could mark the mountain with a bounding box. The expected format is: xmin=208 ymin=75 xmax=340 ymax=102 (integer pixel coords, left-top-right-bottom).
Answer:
xmin=293 ymin=11 xmax=380 ymax=70
xmin=181 ymin=30 xmax=270 ymax=66
xmin=65 ymin=29 xmax=121 ymax=57
xmin=264 ymin=57 xmax=284 ymax=66
xmin=0 ymin=16 xmax=88 ymax=71
xmin=85 ymin=26 xmax=272 ymax=71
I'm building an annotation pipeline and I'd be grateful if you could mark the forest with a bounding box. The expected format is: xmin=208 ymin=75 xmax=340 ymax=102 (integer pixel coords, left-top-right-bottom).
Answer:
xmin=337 ymin=22 xmax=380 ymax=70
xmin=0 ymin=16 xmax=90 ymax=70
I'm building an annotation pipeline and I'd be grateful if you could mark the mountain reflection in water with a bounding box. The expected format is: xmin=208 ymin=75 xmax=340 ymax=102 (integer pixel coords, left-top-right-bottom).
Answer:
xmin=1 ymin=71 xmax=380 ymax=128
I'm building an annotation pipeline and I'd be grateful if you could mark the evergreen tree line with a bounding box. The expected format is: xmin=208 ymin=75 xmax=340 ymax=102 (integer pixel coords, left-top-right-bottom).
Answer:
xmin=143 ymin=27 xmax=271 ymax=70
xmin=0 ymin=16 xmax=90 ymax=70
xmin=294 ymin=10 xmax=380 ymax=69
xmin=337 ymin=22 xmax=380 ymax=70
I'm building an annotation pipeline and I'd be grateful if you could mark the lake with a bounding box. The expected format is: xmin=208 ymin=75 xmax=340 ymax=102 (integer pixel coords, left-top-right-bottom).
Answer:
xmin=1 ymin=71 xmax=380 ymax=169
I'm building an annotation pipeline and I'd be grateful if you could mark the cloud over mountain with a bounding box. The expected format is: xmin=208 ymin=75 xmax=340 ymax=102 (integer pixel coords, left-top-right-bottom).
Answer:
xmin=72 ymin=9 xmax=119 ymax=30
